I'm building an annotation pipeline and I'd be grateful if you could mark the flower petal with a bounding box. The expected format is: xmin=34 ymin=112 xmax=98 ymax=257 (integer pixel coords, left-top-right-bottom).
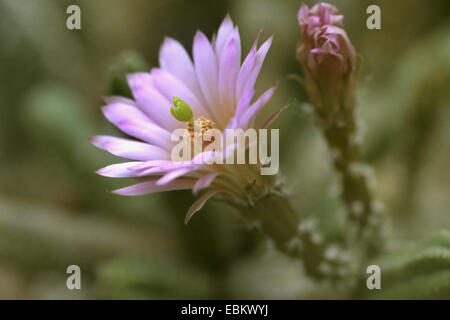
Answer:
xmin=90 ymin=135 xmax=169 ymax=161
xmin=102 ymin=103 xmax=172 ymax=150
xmin=241 ymin=37 xmax=272 ymax=95
xmin=156 ymin=167 xmax=198 ymax=185
xmin=235 ymin=88 xmax=254 ymax=120
xmin=112 ymin=178 xmax=196 ymax=196
xmin=127 ymin=72 xmax=180 ymax=130
xmin=219 ymin=28 xmax=241 ymax=119
xmin=130 ymin=160 xmax=176 ymax=172
xmin=138 ymin=161 xmax=195 ymax=176
xmin=215 ymin=15 xmax=234 ymax=57
xmin=159 ymin=37 xmax=207 ymax=106
xmin=96 ymin=162 xmax=141 ymax=178
xmin=193 ymin=31 xmax=221 ymax=123
xmin=103 ymin=96 xmax=138 ymax=106
xmin=193 ymin=172 xmax=221 ymax=194
xmin=116 ymin=119 xmax=173 ymax=150
xmin=151 ymin=68 xmax=211 ymax=118
xmin=235 ymin=43 xmax=257 ymax=103
xmin=102 ymin=101 xmax=149 ymax=123
xmin=185 ymin=190 xmax=220 ymax=224
xmin=239 ymin=84 xmax=277 ymax=128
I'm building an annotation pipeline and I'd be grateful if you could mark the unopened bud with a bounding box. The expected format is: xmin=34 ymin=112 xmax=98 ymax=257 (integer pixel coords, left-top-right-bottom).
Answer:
xmin=297 ymin=2 xmax=356 ymax=109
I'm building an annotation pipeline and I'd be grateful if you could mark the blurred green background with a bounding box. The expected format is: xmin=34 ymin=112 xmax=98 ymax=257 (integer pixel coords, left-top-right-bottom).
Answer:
xmin=0 ymin=0 xmax=449 ymax=299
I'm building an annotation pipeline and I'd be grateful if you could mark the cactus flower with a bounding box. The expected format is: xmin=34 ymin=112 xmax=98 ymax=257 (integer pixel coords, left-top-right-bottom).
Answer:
xmin=91 ymin=15 xmax=278 ymax=222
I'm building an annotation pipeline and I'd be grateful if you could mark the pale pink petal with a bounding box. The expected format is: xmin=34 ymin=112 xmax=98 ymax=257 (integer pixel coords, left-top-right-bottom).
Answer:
xmin=185 ymin=190 xmax=220 ymax=224
xmin=159 ymin=37 xmax=207 ymax=106
xmin=102 ymin=102 xmax=149 ymax=124
xmin=159 ymin=37 xmax=194 ymax=81
xmin=151 ymin=68 xmax=211 ymax=118
xmin=130 ymin=160 xmax=176 ymax=172
xmin=297 ymin=3 xmax=310 ymax=29
xmin=193 ymin=31 xmax=220 ymax=123
xmin=214 ymin=15 xmax=234 ymax=57
xmin=138 ymin=162 xmax=196 ymax=176
xmin=219 ymin=28 xmax=241 ymax=119
xmin=193 ymin=172 xmax=221 ymax=194
xmin=102 ymin=104 xmax=172 ymax=150
xmin=90 ymin=135 xmax=169 ymax=161
xmin=235 ymin=43 xmax=257 ymax=102
xmin=156 ymin=167 xmax=198 ymax=185
xmin=112 ymin=178 xmax=196 ymax=196
xmin=127 ymin=73 xmax=180 ymax=130
xmin=239 ymin=84 xmax=277 ymax=128
xmin=235 ymin=88 xmax=254 ymax=120
xmin=116 ymin=119 xmax=172 ymax=150
xmin=191 ymin=149 xmax=222 ymax=165
xmin=241 ymin=37 xmax=272 ymax=95
xmin=96 ymin=162 xmax=141 ymax=178
xmin=225 ymin=117 xmax=239 ymax=130
xmin=103 ymin=96 xmax=138 ymax=106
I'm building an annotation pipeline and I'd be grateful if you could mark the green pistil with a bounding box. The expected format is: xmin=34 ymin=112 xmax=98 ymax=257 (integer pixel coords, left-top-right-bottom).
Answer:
xmin=170 ymin=97 xmax=194 ymax=123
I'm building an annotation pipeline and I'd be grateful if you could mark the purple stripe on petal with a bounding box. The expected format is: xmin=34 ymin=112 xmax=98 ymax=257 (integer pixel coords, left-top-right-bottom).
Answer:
xmin=185 ymin=190 xmax=220 ymax=224
xmin=193 ymin=172 xmax=221 ymax=194
xmin=90 ymin=135 xmax=169 ymax=161
xmin=112 ymin=178 xmax=196 ymax=196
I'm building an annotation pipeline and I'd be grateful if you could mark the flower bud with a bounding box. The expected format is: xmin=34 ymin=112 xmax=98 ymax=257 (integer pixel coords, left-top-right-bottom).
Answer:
xmin=297 ymin=3 xmax=356 ymax=109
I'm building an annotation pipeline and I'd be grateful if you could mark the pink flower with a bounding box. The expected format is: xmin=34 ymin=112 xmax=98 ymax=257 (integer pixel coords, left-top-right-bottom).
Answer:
xmin=298 ymin=2 xmax=343 ymax=36
xmin=91 ymin=16 xmax=278 ymax=222
xmin=297 ymin=3 xmax=355 ymax=108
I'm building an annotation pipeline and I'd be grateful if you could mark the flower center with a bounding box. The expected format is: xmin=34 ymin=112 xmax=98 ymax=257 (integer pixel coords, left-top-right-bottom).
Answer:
xmin=183 ymin=116 xmax=215 ymax=142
